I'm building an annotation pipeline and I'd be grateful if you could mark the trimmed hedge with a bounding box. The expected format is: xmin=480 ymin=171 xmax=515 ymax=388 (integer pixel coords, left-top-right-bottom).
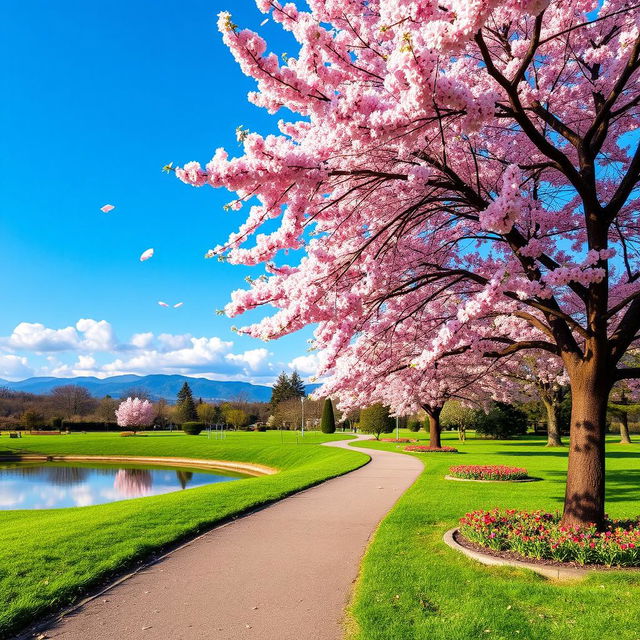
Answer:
xmin=182 ymin=421 xmax=205 ymax=435
xmin=62 ymin=421 xmax=118 ymax=432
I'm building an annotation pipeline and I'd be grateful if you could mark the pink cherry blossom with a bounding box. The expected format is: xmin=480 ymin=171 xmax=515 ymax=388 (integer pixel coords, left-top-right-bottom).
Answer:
xmin=176 ymin=1 xmax=640 ymax=527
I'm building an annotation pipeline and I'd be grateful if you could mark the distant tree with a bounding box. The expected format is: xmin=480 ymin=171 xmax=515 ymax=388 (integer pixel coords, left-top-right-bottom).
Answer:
xmin=359 ymin=404 xmax=394 ymax=440
xmin=475 ymin=403 xmax=528 ymax=440
xmin=175 ymin=382 xmax=197 ymax=423
xmin=440 ymin=401 xmax=478 ymax=443
xmin=50 ymin=385 xmax=96 ymax=418
xmin=121 ymin=387 xmax=151 ymax=402
xmin=320 ymin=398 xmax=336 ymax=434
xmin=115 ymin=397 xmax=155 ymax=434
xmin=153 ymin=398 xmax=171 ymax=428
xmin=21 ymin=410 xmax=44 ymax=429
xmin=197 ymin=402 xmax=221 ymax=426
xmin=223 ymin=407 xmax=249 ymax=429
xmin=289 ymin=370 xmax=306 ymax=397
xmin=608 ymin=385 xmax=640 ymax=445
xmin=96 ymin=395 xmax=119 ymax=423
xmin=270 ymin=372 xmax=293 ymax=409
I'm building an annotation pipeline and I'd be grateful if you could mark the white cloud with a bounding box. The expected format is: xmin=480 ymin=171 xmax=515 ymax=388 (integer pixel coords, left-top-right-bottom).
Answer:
xmin=288 ymin=354 xmax=320 ymax=376
xmin=130 ymin=332 xmax=154 ymax=349
xmin=0 ymin=354 xmax=33 ymax=380
xmin=157 ymin=333 xmax=193 ymax=351
xmin=0 ymin=318 xmax=284 ymax=382
xmin=76 ymin=319 xmax=116 ymax=351
xmin=7 ymin=322 xmax=78 ymax=351
xmin=225 ymin=348 xmax=270 ymax=371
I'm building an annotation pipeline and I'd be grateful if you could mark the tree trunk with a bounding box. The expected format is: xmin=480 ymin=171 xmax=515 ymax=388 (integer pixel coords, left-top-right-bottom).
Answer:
xmin=619 ymin=412 xmax=632 ymax=444
xmin=561 ymin=369 xmax=609 ymax=529
xmin=423 ymin=405 xmax=442 ymax=449
xmin=542 ymin=397 xmax=563 ymax=447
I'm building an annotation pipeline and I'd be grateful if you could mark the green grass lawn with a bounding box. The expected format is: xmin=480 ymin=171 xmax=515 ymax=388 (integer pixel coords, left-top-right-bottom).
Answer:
xmin=348 ymin=431 xmax=640 ymax=640
xmin=0 ymin=430 xmax=366 ymax=638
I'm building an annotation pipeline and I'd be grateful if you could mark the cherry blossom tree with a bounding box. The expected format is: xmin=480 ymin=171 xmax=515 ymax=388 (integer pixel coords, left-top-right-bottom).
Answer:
xmin=176 ymin=1 xmax=640 ymax=528
xmin=115 ymin=397 xmax=155 ymax=434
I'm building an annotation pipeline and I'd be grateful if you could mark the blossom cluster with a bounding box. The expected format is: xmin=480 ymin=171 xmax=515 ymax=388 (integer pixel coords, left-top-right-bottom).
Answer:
xmin=449 ymin=465 xmax=529 ymax=481
xmin=459 ymin=509 xmax=640 ymax=566
xmin=404 ymin=445 xmax=459 ymax=453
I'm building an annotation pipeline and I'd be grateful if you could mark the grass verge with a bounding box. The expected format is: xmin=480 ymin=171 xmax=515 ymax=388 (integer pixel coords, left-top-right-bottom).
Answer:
xmin=0 ymin=430 xmax=366 ymax=637
xmin=348 ymin=431 xmax=640 ymax=640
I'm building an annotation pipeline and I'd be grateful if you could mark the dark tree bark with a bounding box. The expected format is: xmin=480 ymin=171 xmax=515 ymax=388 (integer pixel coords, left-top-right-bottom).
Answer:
xmin=538 ymin=383 xmax=564 ymax=447
xmin=619 ymin=412 xmax=632 ymax=444
xmin=560 ymin=365 xmax=611 ymax=528
xmin=423 ymin=404 xmax=442 ymax=448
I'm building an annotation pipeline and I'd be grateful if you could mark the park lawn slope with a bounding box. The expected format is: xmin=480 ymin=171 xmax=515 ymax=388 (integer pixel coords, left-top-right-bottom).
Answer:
xmin=348 ymin=432 xmax=640 ymax=640
xmin=0 ymin=431 xmax=366 ymax=638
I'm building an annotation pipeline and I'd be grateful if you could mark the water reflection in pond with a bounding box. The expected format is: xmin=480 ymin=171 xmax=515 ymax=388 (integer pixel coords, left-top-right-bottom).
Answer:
xmin=0 ymin=462 xmax=248 ymax=509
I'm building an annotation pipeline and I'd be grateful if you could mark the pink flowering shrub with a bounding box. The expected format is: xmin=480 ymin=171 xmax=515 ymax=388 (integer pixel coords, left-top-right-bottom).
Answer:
xmin=380 ymin=438 xmax=418 ymax=443
xmin=459 ymin=509 xmax=640 ymax=567
xmin=404 ymin=445 xmax=458 ymax=453
xmin=450 ymin=465 xmax=528 ymax=481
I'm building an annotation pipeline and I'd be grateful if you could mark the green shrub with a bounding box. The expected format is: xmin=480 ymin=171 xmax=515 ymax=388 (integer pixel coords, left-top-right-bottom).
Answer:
xmin=62 ymin=420 xmax=118 ymax=432
xmin=182 ymin=421 xmax=205 ymax=435
xmin=51 ymin=417 xmax=63 ymax=430
xmin=407 ymin=418 xmax=421 ymax=432
xmin=475 ymin=402 xmax=528 ymax=439
xmin=359 ymin=404 xmax=394 ymax=439
xmin=320 ymin=398 xmax=336 ymax=433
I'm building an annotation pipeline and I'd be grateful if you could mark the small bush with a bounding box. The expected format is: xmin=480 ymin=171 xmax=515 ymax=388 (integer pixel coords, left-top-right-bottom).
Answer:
xmin=406 ymin=419 xmax=421 ymax=432
xmin=51 ymin=417 xmax=63 ymax=430
xmin=459 ymin=509 xmax=640 ymax=567
xmin=253 ymin=425 xmax=267 ymax=432
xmin=380 ymin=438 xmax=418 ymax=443
xmin=182 ymin=421 xmax=205 ymax=435
xmin=449 ymin=465 xmax=528 ymax=481
xmin=474 ymin=402 xmax=528 ymax=439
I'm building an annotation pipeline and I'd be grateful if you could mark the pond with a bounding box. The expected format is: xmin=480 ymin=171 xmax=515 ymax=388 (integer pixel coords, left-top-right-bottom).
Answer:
xmin=0 ymin=461 xmax=249 ymax=509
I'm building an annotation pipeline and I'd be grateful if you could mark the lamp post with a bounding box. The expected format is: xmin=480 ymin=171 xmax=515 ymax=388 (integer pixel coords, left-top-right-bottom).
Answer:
xmin=301 ymin=395 xmax=305 ymax=437
xmin=396 ymin=415 xmax=399 ymax=440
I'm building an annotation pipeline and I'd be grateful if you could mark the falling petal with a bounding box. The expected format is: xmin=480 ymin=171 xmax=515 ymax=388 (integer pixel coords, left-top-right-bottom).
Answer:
xmin=140 ymin=248 xmax=154 ymax=262
xmin=173 ymin=302 xmax=184 ymax=308
xmin=158 ymin=301 xmax=169 ymax=307
xmin=100 ymin=204 xmax=115 ymax=213
xmin=260 ymin=18 xmax=269 ymax=26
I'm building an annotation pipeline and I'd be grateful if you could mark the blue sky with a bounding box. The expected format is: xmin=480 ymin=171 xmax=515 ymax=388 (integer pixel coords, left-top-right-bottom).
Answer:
xmin=0 ymin=0 xmax=316 ymax=383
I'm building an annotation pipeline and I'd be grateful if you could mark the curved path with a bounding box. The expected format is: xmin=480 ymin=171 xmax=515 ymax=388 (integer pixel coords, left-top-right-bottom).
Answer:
xmin=36 ymin=436 xmax=423 ymax=640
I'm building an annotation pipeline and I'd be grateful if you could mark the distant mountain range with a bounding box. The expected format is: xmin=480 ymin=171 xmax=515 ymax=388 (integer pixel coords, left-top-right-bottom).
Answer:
xmin=0 ymin=374 xmax=320 ymax=403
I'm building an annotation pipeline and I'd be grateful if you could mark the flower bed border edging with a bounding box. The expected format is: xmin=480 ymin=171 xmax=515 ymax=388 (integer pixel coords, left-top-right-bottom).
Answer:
xmin=443 ymin=528 xmax=588 ymax=580
xmin=444 ymin=474 xmax=542 ymax=483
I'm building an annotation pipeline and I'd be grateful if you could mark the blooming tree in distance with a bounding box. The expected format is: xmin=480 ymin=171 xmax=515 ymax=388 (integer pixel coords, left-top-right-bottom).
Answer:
xmin=176 ymin=1 xmax=640 ymax=528
xmin=115 ymin=397 xmax=155 ymax=433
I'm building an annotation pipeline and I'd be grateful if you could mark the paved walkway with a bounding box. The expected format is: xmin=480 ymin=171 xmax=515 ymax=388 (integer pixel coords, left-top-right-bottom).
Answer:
xmin=37 ymin=437 xmax=423 ymax=640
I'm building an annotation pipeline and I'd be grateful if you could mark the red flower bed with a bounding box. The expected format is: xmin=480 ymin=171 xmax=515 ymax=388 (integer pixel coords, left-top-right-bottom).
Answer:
xmin=449 ymin=465 xmax=528 ymax=481
xmin=403 ymin=445 xmax=458 ymax=452
xmin=380 ymin=438 xmax=418 ymax=443
xmin=459 ymin=509 xmax=640 ymax=567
